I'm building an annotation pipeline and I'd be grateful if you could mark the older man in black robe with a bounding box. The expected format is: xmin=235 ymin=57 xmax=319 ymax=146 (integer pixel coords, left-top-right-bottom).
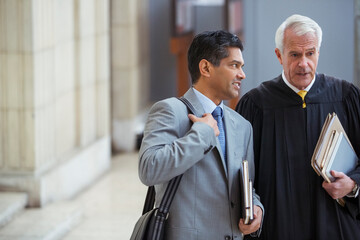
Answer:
xmin=236 ymin=14 xmax=360 ymax=240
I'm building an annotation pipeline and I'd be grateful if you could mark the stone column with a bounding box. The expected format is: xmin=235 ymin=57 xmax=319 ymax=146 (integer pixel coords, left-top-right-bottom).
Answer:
xmin=111 ymin=0 xmax=150 ymax=152
xmin=0 ymin=0 xmax=111 ymax=207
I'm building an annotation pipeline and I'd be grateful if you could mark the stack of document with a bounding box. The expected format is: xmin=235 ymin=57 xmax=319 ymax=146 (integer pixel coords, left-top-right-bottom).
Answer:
xmin=311 ymin=113 xmax=358 ymax=183
xmin=240 ymin=160 xmax=253 ymax=224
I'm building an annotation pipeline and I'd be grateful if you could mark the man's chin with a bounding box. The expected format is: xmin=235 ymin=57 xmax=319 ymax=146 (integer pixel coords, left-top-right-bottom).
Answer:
xmin=293 ymin=78 xmax=313 ymax=89
xmin=231 ymin=90 xmax=240 ymax=99
xmin=224 ymin=92 xmax=239 ymax=101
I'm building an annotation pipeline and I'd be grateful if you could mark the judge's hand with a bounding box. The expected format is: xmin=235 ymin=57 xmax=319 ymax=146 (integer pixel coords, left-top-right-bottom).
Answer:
xmin=188 ymin=113 xmax=220 ymax=136
xmin=322 ymin=170 xmax=356 ymax=199
xmin=238 ymin=205 xmax=263 ymax=235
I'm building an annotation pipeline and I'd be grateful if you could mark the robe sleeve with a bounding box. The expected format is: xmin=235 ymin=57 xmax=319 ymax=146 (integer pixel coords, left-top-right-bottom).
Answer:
xmin=236 ymin=95 xmax=265 ymax=237
xmin=235 ymin=94 xmax=263 ymax=188
xmin=343 ymin=83 xmax=360 ymax=219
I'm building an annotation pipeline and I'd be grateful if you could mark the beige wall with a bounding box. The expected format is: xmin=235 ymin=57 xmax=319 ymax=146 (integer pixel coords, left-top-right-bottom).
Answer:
xmin=0 ymin=0 xmax=111 ymax=207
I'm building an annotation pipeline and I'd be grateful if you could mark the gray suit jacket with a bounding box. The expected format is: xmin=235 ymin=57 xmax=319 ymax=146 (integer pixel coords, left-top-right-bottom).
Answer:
xmin=139 ymin=88 xmax=263 ymax=240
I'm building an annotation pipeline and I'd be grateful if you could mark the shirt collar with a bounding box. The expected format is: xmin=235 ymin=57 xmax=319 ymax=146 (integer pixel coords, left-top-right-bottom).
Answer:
xmin=192 ymin=87 xmax=224 ymax=114
xmin=281 ymin=70 xmax=316 ymax=93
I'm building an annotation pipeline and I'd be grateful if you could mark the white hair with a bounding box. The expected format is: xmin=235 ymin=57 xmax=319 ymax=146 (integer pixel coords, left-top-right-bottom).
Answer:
xmin=275 ymin=14 xmax=323 ymax=53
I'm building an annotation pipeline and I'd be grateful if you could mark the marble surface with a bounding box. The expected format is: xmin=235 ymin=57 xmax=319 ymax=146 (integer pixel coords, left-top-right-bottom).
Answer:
xmin=0 ymin=152 xmax=145 ymax=239
xmin=0 ymin=193 xmax=28 ymax=228
xmin=0 ymin=201 xmax=82 ymax=240
xmin=62 ymin=152 xmax=146 ymax=240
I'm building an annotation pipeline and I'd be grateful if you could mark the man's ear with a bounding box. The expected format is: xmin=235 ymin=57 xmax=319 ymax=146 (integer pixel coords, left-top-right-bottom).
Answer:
xmin=275 ymin=48 xmax=283 ymax=65
xmin=199 ymin=59 xmax=211 ymax=77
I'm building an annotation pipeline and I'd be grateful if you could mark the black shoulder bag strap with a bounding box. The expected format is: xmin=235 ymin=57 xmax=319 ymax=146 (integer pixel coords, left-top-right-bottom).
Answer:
xmin=141 ymin=96 xmax=196 ymax=216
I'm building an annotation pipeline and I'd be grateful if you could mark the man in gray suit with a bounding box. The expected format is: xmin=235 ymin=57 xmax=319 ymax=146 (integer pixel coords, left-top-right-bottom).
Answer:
xmin=139 ymin=30 xmax=264 ymax=240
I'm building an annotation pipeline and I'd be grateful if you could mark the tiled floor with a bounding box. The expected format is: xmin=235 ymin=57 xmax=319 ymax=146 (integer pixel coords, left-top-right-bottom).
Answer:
xmin=62 ymin=152 xmax=147 ymax=240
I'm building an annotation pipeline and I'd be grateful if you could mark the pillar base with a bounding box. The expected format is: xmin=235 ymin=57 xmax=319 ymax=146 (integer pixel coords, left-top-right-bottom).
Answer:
xmin=0 ymin=137 xmax=111 ymax=207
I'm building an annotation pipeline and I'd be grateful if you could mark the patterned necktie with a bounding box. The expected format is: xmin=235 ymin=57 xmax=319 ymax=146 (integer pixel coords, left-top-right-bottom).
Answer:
xmin=297 ymin=90 xmax=308 ymax=108
xmin=212 ymin=106 xmax=226 ymax=162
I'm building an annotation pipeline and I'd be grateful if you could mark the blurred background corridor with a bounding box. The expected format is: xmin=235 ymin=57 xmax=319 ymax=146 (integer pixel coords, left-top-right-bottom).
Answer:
xmin=0 ymin=0 xmax=359 ymax=238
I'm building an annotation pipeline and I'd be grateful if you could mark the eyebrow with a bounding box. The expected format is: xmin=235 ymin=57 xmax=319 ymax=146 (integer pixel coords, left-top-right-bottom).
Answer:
xmin=230 ymin=60 xmax=244 ymax=66
xmin=288 ymin=47 xmax=316 ymax=55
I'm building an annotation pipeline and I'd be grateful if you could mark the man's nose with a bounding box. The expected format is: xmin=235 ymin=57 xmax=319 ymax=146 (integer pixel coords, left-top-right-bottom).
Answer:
xmin=298 ymin=56 xmax=309 ymax=68
xmin=237 ymin=68 xmax=246 ymax=79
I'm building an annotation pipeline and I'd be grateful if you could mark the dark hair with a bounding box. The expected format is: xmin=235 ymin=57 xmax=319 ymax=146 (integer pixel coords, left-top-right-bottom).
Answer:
xmin=187 ymin=30 xmax=243 ymax=84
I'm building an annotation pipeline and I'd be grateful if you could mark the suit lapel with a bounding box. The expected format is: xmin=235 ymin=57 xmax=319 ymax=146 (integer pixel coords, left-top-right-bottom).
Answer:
xmin=183 ymin=88 xmax=228 ymax=178
xmin=224 ymin=107 xmax=237 ymax=192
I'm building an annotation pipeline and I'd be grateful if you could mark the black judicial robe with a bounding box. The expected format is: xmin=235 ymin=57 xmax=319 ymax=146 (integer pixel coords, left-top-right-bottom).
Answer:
xmin=236 ymin=74 xmax=360 ymax=240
